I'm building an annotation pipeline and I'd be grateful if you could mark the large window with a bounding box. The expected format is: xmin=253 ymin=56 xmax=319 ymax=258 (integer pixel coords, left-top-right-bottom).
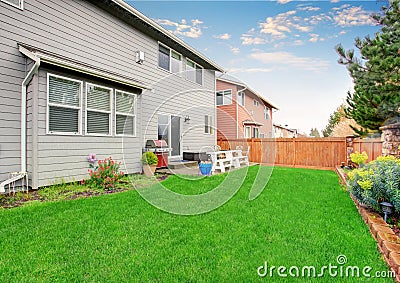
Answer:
xmin=216 ymin=90 xmax=232 ymax=106
xmin=47 ymin=74 xmax=82 ymax=134
xmin=205 ymin=115 xmax=212 ymax=134
xmin=253 ymin=127 xmax=260 ymax=138
xmin=115 ymin=90 xmax=136 ymax=136
xmin=158 ymin=44 xmax=182 ymax=75
xmin=186 ymin=59 xmax=203 ymax=85
xmin=245 ymin=126 xmax=251 ymax=138
xmin=1 ymin=0 xmax=23 ymax=9
xmin=86 ymin=84 xmax=112 ymax=135
xmin=238 ymin=91 xmax=245 ymax=106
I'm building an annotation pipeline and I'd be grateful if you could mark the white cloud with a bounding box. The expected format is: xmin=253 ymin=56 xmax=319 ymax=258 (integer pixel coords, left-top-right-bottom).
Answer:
xmin=298 ymin=6 xmax=320 ymax=12
xmin=339 ymin=30 xmax=347 ymax=35
xmin=250 ymin=51 xmax=330 ymax=71
xmin=228 ymin=67 xmax=273 ymax=74
xmin=240 ymin=34 xmax=266 ymax=45
xmin=331 ymin=0 xmax=340 ymax=3
xmin=230 ymin=46 xmax=240 ymax=54
xmin=155 ymin=18 xmax=204 ymax=38
xmin=259 ymin=10 xmax=311 ymax=40
xmin=214 ymin=33 xmax=231 ymax=40
xmin=333 ymin=6 xmax=375 ymax=27
xmin=277 ymin=0 xmax=292 ymax=4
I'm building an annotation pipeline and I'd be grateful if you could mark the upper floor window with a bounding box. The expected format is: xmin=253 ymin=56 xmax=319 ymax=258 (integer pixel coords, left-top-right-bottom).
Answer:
xmin=86 ymin=84 xmax=112 ymax=136
xmin=115 ymin=90 xmax=136 ymax=136
xmin=1 ymin=0 xmax=23 ymax=9
xmin=158 ymin=44 xmax=182 ymax=75
xmin=47 ymin=74 xmax=82 ymax=135
xmin=253 ymin=127 xmax=260 ymax=138
xmin=238 ymin=91 xmax=245 ymax=106
xmin=264 ymin=106 xmax=270 ymax=120
xmin=254 ymin=100 xmax=259 ymax=107
xmin=216 ymin=90 xmax=232 ymax=106
xmin=186 ymin=59 xmax=203 ymax=85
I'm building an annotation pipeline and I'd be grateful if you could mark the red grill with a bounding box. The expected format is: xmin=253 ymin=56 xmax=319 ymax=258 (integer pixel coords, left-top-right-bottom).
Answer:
xmin=145 ymin=139 xmax=170 ymax=168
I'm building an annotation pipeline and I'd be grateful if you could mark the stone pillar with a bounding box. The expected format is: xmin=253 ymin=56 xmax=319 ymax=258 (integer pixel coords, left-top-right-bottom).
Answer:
xmin=380 ymin=123 xmax=400 ymax=156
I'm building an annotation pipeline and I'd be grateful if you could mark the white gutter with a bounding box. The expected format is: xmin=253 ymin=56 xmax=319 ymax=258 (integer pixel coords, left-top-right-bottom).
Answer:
xmin=0 ymin=46 xmax=40 ymax=193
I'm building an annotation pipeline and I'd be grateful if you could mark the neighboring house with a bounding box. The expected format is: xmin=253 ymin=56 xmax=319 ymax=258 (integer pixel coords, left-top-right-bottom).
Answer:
xmin=216 ymin=75 xmax=278 ymax=139
xmin=0 ymin=0 xmax=223 ymax=191
xmin=273 ymin=124 xmax=297 ymax=138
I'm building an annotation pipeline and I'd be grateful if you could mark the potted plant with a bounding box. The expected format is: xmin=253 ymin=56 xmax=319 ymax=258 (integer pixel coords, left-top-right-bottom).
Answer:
xmin=199 ymin=160 xmax=212 ymax=176
xmin=142 ymin=151 xmax=158 ymax=177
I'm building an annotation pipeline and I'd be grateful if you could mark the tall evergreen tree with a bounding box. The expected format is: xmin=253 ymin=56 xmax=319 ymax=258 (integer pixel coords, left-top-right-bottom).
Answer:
xmin=336 ymin=0 xmax=400 ymax=134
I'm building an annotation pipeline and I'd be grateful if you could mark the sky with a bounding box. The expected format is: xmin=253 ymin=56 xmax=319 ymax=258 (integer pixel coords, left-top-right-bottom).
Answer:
xmin=129 ymin=0 xmax=386 ymax=135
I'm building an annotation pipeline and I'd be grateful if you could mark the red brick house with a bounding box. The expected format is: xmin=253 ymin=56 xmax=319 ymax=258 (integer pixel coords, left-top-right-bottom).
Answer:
xmin=216 ymin=75 xmax=278 ymax=139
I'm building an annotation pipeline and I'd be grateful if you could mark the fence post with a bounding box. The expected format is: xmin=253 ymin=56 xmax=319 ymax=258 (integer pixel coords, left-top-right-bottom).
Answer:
xmin=293 ymin=138 xmax=296 ymax=167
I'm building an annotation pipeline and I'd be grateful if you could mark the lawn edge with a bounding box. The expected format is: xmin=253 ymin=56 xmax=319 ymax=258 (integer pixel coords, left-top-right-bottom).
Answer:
xmin=336 ymin=165 xmax=400 ymax=282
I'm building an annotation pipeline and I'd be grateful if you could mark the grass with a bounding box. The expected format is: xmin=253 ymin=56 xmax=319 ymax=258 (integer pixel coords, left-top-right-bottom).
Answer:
xmin=0 ymin=166 xmax=391 ymax=282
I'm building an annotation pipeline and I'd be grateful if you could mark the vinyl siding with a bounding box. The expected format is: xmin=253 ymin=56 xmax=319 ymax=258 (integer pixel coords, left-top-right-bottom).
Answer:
xmin=0 ymin=0 xmax=216 ymax=188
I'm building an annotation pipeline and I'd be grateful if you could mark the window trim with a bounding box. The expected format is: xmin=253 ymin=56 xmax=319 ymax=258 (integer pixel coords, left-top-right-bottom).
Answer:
xmin=216 ymin=89 xmax=233 ymax=106
xmin=115 ymin=90 xmax=137 ymax=137
xmin=264 ymin=106 xmax=270 ymax=120
xmin=238 ymin=91 xmax=245 ymax=106
xmin=1 ymin=0 xmax=23 ymax=10
xmin=158 ymin=42 xmax=182 ymax=76
xmin=185 ymin=58 xmax=203 ymax=85
xmin=85 ymin=83 xmax=113 ymax=137
xmin=254 ymin=100 xmax=259 ymax=107
xmin=46 ymin=73 xmax=83 ymax=136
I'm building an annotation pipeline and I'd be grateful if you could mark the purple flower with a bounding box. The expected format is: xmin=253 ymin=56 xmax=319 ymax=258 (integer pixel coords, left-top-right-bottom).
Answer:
xmin=88 ymin=153 xmax=98 ymax=164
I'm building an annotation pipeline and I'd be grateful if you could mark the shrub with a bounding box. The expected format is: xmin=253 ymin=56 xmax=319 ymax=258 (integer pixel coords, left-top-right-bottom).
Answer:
xmin=142 ymin=152 xmax=158 ymax=165
xmin=350 ymin=151 xmax=368 ymax=166
xmin=348 ymin=156 xmax=400 ymax=212
xmin=87 ymin=157 xmax=124 ymax=190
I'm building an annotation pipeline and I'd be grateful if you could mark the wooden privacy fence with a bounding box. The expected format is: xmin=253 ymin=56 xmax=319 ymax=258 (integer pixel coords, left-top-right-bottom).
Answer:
xmin=218 ymin=137 xmax=383 ymax=169
xmin=352 ymin=138 xmax=382 ymax=163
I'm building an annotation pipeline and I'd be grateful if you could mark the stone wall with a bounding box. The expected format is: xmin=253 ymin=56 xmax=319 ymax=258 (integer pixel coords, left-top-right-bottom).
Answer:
xmin=380 ymin=123 xmax=400 ymax=156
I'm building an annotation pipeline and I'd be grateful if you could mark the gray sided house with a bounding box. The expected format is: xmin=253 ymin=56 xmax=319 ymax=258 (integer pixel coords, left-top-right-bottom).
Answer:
xmin=0 ymin=0 xmax=223 ymax=191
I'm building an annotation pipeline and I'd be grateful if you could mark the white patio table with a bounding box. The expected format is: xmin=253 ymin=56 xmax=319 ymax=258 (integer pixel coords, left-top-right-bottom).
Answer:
xmin=206 ymin=150 xmax=242 ymax=173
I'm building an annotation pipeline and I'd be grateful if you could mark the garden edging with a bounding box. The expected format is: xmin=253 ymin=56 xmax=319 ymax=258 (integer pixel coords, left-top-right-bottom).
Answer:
xmin=337 ymin=166 xmax=400 ymax=281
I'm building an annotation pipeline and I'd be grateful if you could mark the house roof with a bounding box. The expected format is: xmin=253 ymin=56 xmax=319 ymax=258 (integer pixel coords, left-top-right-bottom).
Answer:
xmin=93 ymin=0 xmax=224 ymax=73
xmin=273 ymin=124 xmax=296 ymax=133
xmin=216 ymin=73 xmax=279 ymax=110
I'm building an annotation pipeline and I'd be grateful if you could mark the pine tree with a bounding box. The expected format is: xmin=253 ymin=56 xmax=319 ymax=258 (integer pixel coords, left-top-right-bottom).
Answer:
xmin=336 ymin=0 xmax=400 ymax=134
xmin=310 ymin=128 xmax=321 ymax=137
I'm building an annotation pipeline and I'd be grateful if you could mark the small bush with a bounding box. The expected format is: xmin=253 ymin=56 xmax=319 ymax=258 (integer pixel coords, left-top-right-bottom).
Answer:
xmin=350 ymin=151 xmax=368 ymax=166
xmin=142 ymin=152 xmax=158 ymax=165
xmin=86 ymin=157 xmax=124 ymax=190
xmin=348 ymin=156 xmax=400 ymax=212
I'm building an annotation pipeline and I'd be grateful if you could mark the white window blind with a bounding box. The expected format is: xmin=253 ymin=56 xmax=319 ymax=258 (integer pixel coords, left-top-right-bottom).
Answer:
xmin=186 ymin=59 xmax=203 ymax=85
xmin=171 ymin=50 xmax=182 ymax=75
xmin=115 ymin=91 xmax=136 ymax=136
xmin=216 ymin=90 xmax=232 ymax=106
xmin=86 ymin=84 xmax=112 ymax=135
xmin=158 ymin=44 xmax=170 ymax=71
xmin=48 ymin=75 xmax=82 ymax=134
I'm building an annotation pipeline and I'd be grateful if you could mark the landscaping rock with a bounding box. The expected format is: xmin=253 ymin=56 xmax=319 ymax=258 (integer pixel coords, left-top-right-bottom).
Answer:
xmin=371 ymin=224 xmax=395 ymax=241
xmin=381 ymin=241 xmax=400 ymax=258
xmin=389 ymin=252 xmax=400 ymax=276
xmin=378 ymin=231 xmax=400 ymax=247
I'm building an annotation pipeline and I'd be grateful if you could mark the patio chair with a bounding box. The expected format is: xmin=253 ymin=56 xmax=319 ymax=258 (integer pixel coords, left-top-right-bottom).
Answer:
xmin=233 ymin=145 xmax=250 ymax=167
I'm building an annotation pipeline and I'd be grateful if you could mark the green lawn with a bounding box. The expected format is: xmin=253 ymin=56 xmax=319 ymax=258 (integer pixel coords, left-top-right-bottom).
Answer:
xmin=0 ymin=166 xmax=391 ymax=282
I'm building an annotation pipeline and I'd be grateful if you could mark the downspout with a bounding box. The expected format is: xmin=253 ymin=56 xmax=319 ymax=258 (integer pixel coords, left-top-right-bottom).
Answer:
xmin=0 ymin=46 xmax=40 ymax=193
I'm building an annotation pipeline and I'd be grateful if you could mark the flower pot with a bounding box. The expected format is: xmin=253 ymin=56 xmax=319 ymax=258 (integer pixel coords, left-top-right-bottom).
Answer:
xmin=143 ymin=164 xmax=157 ymax=177
xmin=199 ymin=163 xmax=212 ymax=175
